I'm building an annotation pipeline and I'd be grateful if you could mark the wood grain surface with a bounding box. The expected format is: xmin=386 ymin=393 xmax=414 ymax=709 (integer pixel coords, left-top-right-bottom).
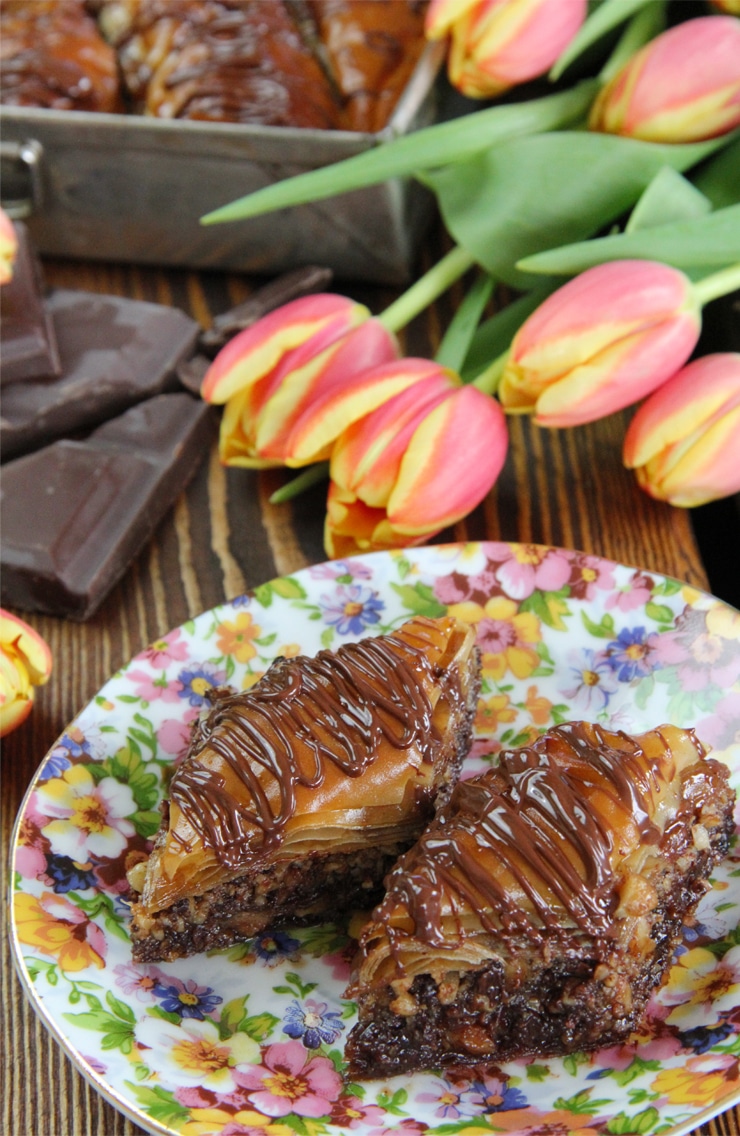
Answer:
xmin=3 ymin=239 xmax=738 ymax=1136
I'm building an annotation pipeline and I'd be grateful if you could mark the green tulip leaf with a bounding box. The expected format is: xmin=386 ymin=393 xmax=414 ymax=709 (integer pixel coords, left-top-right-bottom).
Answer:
xmin=691 ymin=137 xmax=740 ymax=210
xmin=420 ymin=131 xmax=731 ymax=290
xmin=626 ymin=167 xmax=713 ymax=233
xmin=517 ymin=203 xmax=740 ymax=275
xmin=550 ymin=0 xmax=660 ymax=82
xmin=200 ymin=81 xmax=599 ymax=224
xmin=435 ymin=270 xmax=494 ymax=372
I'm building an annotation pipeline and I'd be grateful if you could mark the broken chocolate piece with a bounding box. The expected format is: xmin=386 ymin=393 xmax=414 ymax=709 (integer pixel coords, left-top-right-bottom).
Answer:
xmin=199 ymin=265 xmax=334 ymax=354
xmin=0 ymin=393 xmax=215 ymax=620
xmin=176 ymin=354 xmax=211 ymax=397
xmin=0 ymin=289 xmax=200 ymax=460
xmin=0 ymin=221 xmax=61 ymax=386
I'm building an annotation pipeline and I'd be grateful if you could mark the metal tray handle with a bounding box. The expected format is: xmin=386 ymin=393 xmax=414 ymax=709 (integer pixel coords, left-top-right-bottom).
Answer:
xmin=0 ymin=138 xmax=44 ymax=219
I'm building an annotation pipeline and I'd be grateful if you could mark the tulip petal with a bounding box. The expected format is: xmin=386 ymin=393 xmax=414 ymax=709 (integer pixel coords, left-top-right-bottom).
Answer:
xmin=254 ymin=320 xmax=399 ymax=464
xmin=637 ymin=408 xmax=740 ymax=506
xmin=624 ymin=353 xmax=740 ymax=467
xmin=589 ymin=16 xmax=740 ymax=143
xmin=0 ymin=208 xmax=17 ymax=286
xmin=425 ymin=0 xmax=480 ymax=39
xmin=388 ymin=387 xmax=508 ymax=532
xmin=533 ymin=312 xmax=700 ymax=427
xmin=330 ymin=367 xmax=458 ymax=506
xmin=0 ymin=611 xmax=52 ymax=685
xmin=281 ymin=346 xmax=464 ymax=469
xmin=201 ymin=295 xmax=367 ymax=405
xmin=498 ymin=260 xmax=701 ymax=424
xmin=325 ymin=485 xmax=412 ymax=559
xmin=624 ymin=353 xmax=740 ymax=507
xmin=448 ymin=0 xmax=586 ymax=98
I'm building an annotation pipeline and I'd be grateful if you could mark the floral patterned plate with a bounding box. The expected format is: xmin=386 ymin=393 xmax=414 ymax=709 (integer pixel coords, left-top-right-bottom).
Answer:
xmin=10 ymin=542 xmax=740 ymax=1136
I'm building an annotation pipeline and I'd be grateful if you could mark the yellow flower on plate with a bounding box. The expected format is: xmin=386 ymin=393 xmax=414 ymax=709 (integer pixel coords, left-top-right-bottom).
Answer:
xmin=448 ymin=595 xmax=541 ymax=681
xmin=14 ymin=891 xmax=106 ymax=971
xmin=657 ymin=945 xmax=740 ymax=1029
xmin=36 ymin=765 xmax=136 ymax=862
xmin=215 ymin=611 xmax=262 ymax=663
xmin=524 ymin=685 xmax=553 ymax=726
xmin=651 ymin=1052 xmax=740 ymax=1107
xmin=182 ymin=1108 xmax=294 ymax=1136
xmin=475 ymin=693 xmax=517 ymax=733
xmin=134 ymin=1015 xmax=260 ymax=1093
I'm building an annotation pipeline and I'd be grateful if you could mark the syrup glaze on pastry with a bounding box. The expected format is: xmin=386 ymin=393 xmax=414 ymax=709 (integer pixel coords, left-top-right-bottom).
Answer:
xmin=128 ymin=615 xmax=480 ymax=960
xmin=344 ymin=721 xmax=736 ymax=1077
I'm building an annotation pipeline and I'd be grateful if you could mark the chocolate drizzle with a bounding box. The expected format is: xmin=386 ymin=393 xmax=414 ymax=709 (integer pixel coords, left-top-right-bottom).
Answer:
xmin=169 ymin=627 xmax=443 ymax=871
xmin=376 ymin=722 xmax=671 ymax=954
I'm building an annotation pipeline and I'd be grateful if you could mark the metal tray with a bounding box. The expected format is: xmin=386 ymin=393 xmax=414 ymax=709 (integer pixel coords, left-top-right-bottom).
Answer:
xmin=0 ymin=44 xmax=442 ymax=284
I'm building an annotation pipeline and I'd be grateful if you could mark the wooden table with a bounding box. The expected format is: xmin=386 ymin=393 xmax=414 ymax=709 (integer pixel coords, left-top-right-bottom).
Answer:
xmin=3 ymin=234 xmax=738 ymax=1136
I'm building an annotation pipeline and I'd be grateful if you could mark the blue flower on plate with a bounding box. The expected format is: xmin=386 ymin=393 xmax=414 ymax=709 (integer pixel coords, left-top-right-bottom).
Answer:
xmin=177 ymin=662 xmax=227 ymax=707
xmin=282 ymin=998 xmax=345 ymax=1049
xmin=320 ymin=584 xmax=384 ymax=636
xmin=679 ymin=1021 xmax=735 ymax=1053
xmin=45 ymin=854 xmax=97 ymax=894
xmin=253 ymin=929 xmax=301 ymax=966
xmin=39 ymin=729 xmax=93 ymax=781
xmin=605 ymin=626 xmax=662 ymax=682
xmin=153 ymin=978 xmax=223 ymax=1020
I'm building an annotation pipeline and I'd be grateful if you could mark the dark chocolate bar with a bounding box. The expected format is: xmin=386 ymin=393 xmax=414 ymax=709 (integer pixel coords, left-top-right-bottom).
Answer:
xmin=0 ymin=220 xmax=61 ymax=385
xmin=0 ymin=394 xmax=215 ymax=620
xmin=199 ymin=266 xmax=333 ymax=353
xmin=1 ymin=289 xmax=200 ymax=460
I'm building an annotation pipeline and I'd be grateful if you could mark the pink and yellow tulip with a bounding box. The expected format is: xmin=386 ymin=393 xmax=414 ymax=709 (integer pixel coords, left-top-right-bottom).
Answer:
xmin=0 ymin=207 xmax=17 ymax=285
xmin=588 ymin=16 xmax=740 ymax=143
xmin=0 ymin=609 xmax=53 ymax=736
xmin=202 ymin=293 xmax=399 ymax=467
xmin=497 ymin=260 xmax=701 ymax=427
xmin=426 ymin=0 xmax=587 ymax=100
xmin=623 ymin=352 xmax=740 ymax=507
xmin=325 ymin=362 xmax=508 ymax=556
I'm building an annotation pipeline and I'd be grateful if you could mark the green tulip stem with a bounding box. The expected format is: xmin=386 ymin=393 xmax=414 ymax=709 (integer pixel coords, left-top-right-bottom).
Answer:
xmin=470 ymin=348 xmax=509 ymax=395
xmin=269 ymin=461 xmax=330 ymax=504
xmin=693 ymin=263 xmax=740 ymax=308
xmin=378 ymin=246 xmax=476 ymax=334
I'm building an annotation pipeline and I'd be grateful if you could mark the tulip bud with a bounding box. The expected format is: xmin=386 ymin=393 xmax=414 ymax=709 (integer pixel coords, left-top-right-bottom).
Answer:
xmin=426 ymin=0 xmax=587 ymax=100
xmin=0 ymin=207 xmax=18 ymax=285
xmin=588 ymin=16 xmax=740 ymax=143
xmin=498 ymin=260 xmax=701 ymax=427
xmin=325 ymin=363 xmax=508 ymax=557
xmin=0 ymin=609 xmax=53 ymax=736
xmin=623 ymin=353 xmax=740 ymax=507
xmin=202 ymin=294 xmax=399 ymax=467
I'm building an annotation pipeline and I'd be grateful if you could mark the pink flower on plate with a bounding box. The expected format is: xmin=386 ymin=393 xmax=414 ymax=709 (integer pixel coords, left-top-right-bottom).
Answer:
xmin=654 ymin=606 xmax=740 ymax=692
xmin=309 ymin=559 xmax=373 ymax=581
xmin=567 ymin=553 xmax=616 ymax=600
xmin=137 ymin=628 xmax=191 ymax=669
xmin=696 ymin=691 xmax=740 ymax=749
xmin=15 ymin=841 xmax=48 ymax=881
xmin=15 ymin=802 xmax=49 ymax=880
xmin=157 ymin=709 xmax=199 ymax=761
xmin=126 ymin=668 xmax=183 ymax=703
xmin=236 ymin=1040 xmax=343 ymax=1118
xmin=494 ymin=544 xmax=571 ymax=601
xmin=330 ymin=1095 xmax=385 ymax=1129
xmin=604 ymin=570 xmax=654 ymax=612
xmin=112 ymin=962 xmax=168 ymax=1001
